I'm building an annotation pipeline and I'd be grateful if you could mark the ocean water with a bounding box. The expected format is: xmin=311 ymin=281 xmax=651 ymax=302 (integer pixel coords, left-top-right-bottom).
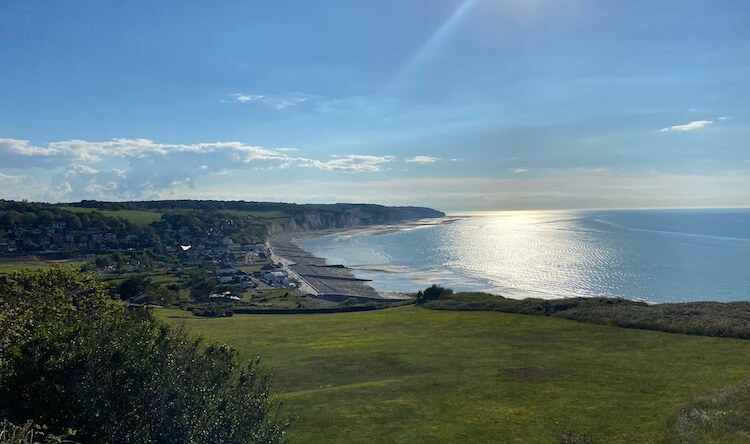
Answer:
xmin=297 ymin=209 xmax=750 ymax=303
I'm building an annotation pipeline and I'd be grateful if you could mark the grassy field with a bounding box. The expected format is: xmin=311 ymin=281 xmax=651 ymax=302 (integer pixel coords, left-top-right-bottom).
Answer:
xmin=217 ymin=209 xmax=290 ymax=221
xmin=0 ymin=257 xmax=87 ymax=275
xmin=58 ymin=206 xmax=163 ymax=226
xmin=242 ymin=288 xmax=322 ymax=309
xmin=159 ymin=306 xmax=750 ymax=443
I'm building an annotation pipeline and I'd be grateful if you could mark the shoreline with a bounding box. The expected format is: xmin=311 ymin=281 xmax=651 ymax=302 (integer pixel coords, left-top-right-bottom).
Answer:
xmin=268 ymin=217 xmax=461 ymax=303
xmin=268 ymin=232 xmax=403 ymax=304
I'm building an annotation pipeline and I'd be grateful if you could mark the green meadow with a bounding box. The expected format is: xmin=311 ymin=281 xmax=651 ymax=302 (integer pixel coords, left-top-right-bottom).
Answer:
xmin=0 ymin=257 xmax=86 ymax=275
xmin=58 ymin=206 xmax=163 ymax=227
xmin=160 ymin=306 xmax=750 ymax=443
xmin=216 ymin=209 xmax=290 ymax=221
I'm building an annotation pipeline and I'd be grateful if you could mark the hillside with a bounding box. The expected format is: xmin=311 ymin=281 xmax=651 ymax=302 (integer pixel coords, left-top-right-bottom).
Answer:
xmin=160 ymin=306 xmax=750 ymax=443
xmin=0 ymin=199 xmax=444 ymax=256
xmin=59 ymin=200 xmax=445 ymax=231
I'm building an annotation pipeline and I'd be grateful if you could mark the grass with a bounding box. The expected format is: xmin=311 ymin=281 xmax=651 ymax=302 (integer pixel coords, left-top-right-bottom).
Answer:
xmin=0 ymin=257 xmax=87 ymax=275
xmin=668 ymin=380 xmax=750 ymax=443
xmin=59 ymin=206 xmax=162 ymax=226
xmin=159 ymin=306 xmax=750 ymax=443
xmin=217 ymin=209 xmax=290 ymax=221
xmin=240 ymin=288 xmax=321 ymax=309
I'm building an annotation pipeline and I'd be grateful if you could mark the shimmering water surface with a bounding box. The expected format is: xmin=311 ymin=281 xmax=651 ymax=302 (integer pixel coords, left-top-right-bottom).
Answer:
xmin=297 ymin=209 xmax=750 ymax=302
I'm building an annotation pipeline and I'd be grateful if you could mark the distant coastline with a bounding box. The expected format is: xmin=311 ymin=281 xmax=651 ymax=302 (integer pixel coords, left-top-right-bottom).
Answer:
xmin=294 ymin=209 xmax=750 ymax=303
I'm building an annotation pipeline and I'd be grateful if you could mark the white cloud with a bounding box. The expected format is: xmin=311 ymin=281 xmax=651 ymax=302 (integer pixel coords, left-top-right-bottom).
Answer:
xmin=275 ymin=97 xmax=306 ymax=110
xmin=0 ymin=171 xmax=23 ymax=184
xmin=0 ymin=138 xmax=392 ymax=199
xmin=298 ymin=155 xmax=394 ymax=172
xmin=512 ymin=168 xmax=528 ymax=173
xmin=718 ymin=116 xmax=732 ymax=120
xmin=404 ymin=156 xmax=439 ymax=164
xmin=223 ymin=93 xmax=307 ymax=110
xmin=659 ymin=120 xmax=713 ymax=132
xmin=226 ymin=93 xmax=265 ymax=103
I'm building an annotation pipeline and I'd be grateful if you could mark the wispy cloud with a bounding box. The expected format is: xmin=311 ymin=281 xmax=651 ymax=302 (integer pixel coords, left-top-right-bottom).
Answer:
xmin=0 ymin=171 xmax=23 ymax=184
xmin=274 ymin=97 xmax=306 ymax=110
xmin=223 ymin=93 xmax=307 ymax=110
xmin=659 ymin=120 xmax=713 ymax=132
xmin=718 ymin=116 xmax=732 ymax=120
xmin=225 ymin=93 xmax=265 ymax=104
xmin=512 ymin=168 xmax=528 ymax=174
xmin=404 ymin=155 xmax=439 ymax=164
xmin=298 ymin=155 xmax=394 ymax=172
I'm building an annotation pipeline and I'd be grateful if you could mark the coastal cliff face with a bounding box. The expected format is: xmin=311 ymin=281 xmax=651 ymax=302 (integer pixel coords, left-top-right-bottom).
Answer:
xmin=267 ymin=205 xmax=444 ymax=234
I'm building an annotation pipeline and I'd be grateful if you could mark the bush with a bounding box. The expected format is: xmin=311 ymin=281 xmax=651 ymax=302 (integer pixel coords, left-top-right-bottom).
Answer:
xmin=0 ymin=420 xmax=70 ymax=444
xmin=415 ymin=285 xmax=453 ymax=305
xmin=340 ymin=298 xmax=359 ymax=307
xmin=193 ymin=303 xmax=234 ymax=317
xmin=668 ymin=380 xmax=750 ymax=442
xmin=0 ymin=268 xmax=285 ymax=443
xmin=420 ymin=290 xmax=750 ymax=340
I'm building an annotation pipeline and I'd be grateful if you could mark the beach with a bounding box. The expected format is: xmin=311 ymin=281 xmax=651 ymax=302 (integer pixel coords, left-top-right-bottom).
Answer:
xmin=269 ymin=233 xmax=404 ymax=304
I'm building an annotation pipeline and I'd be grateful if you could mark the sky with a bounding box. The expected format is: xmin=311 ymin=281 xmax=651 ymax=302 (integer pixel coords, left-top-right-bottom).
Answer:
xmin=0 ymin=0 xmax=748 ymax=211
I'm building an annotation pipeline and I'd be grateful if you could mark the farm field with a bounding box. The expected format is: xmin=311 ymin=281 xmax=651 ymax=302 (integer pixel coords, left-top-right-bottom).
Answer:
xmin=0 ymin=257 xmax=87 ymax=275
xmin=58 ymin=206 xmax=163 ymax=226
xmin=216 ymin=209 xmax=290 ymax=221
xmin=159 ymin=306 xmax=750 ymax=443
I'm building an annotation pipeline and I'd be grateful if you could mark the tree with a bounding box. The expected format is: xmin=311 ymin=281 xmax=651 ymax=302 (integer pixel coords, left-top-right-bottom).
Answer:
xmin=416 ymin=284 xmax=453 ymax=304
xmin=94 ymin=255 xmax=112 ymax=268
xmin=0 ymin=268 xmax=286 ymax=443
xmin=117 ymin=276 xmax=155 ymax=300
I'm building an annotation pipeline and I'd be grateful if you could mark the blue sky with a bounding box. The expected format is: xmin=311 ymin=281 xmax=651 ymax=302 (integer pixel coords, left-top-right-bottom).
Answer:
xmin=1 ymin=0 xmax=748 ymax=210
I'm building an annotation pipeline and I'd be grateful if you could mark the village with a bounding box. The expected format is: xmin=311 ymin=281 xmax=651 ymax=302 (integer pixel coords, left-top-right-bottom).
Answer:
xmin=182 ymin=241 xmax=300 ymax=302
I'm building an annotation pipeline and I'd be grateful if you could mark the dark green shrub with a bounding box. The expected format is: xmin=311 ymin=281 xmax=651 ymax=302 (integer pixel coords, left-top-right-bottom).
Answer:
xmin=416 ymin=285 xmax=453 ymax=305
xmin=0 ymin=268 xmax=284 ymax=443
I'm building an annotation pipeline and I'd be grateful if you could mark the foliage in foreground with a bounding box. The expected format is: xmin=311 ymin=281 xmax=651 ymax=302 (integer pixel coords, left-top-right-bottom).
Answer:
xmin=668 ymin=380 xmax=750 ymax=443
xmin=421 ymin=290 xmax=750 ymax=339
xmin=0 ymin=267 xmax=286 ymax=443
xmin=0 ymin=420 xmax=71 ymax=444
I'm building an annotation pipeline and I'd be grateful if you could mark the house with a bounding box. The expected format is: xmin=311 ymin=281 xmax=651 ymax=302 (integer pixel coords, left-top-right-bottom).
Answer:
xmin=217 ymin=274 xmax=236 ymax=284
xmin=216 ymin=266 xmax=237 ymax=275
xmin=263 ymin=270 xmax=290 ymax=287
xmin=209 ymin=291 xmax=241 ymax=302
xmin=0 ymin=241 xmax=17 ymax=253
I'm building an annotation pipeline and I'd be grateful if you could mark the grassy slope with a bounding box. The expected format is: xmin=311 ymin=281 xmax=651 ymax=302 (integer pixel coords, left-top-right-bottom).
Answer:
xmin=0 ymin=257 xmax=86 ymax=275
xmin=58 ymin=206 xmax=162 ymax=226
xmin=216 ymin=209 xmax=290 ymax=221
xmin=159 ymin=306 xmax=750 ymax=443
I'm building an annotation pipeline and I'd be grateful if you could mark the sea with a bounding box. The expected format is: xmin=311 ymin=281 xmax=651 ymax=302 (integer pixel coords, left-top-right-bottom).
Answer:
xmin=297 ymin=208 xmax=750 ymax=303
